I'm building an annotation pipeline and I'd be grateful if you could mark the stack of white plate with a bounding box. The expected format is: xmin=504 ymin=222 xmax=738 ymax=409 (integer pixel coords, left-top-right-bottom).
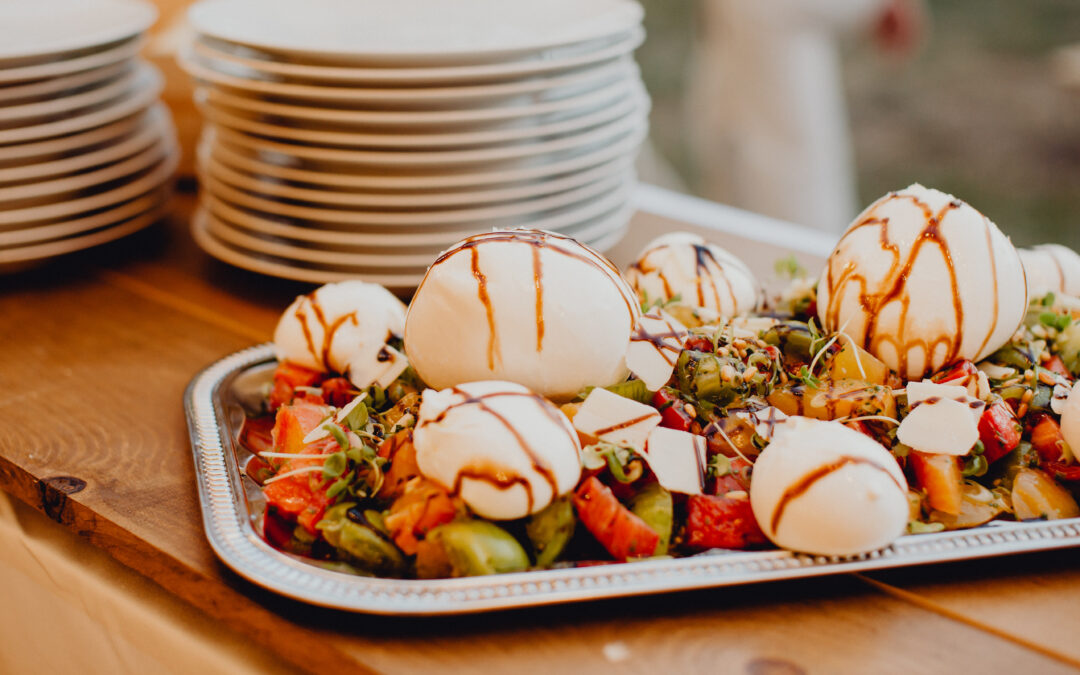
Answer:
xmin=0 ymin=0 xmax=178 ymax=267
xmin=181 ymin=0 xmax=648 ymax=288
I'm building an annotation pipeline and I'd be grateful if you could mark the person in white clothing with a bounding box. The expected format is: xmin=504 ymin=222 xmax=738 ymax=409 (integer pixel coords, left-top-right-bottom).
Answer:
xmin=686 ymin=0 xmax=925 ymax=233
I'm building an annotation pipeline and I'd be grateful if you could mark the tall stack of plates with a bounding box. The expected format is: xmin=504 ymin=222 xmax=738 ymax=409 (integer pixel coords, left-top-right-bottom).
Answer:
xmin=181 ymin=0 xmax=648 ymax=288
xmin=0 ymin=0 xmax=178 ymax=267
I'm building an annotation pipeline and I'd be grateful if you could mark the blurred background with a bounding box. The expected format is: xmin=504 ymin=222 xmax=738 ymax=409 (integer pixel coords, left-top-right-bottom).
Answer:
xmin=635 ymin=0 xmax=1080 ymax=248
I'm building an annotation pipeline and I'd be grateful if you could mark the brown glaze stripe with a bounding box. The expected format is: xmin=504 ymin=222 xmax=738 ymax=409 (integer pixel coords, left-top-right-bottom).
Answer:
xmin=470 ymin=245 xmax=500 ymax=371
xmin=591 ymin=411 xmax=660 ymax=438
xmin=770 ymin=456 xmax=904 ymax=534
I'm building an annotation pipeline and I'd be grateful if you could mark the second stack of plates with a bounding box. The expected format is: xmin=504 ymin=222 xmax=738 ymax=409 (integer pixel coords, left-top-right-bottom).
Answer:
xmin=180 ymin=0 xmax=648 ymax=288
xmin=0 ymin=0 xmax=178 ymax=267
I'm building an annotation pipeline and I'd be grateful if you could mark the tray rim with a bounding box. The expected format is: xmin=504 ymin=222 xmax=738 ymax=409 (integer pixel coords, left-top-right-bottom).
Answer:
xmin=185 ymin=343 xmax=1080 ymax=616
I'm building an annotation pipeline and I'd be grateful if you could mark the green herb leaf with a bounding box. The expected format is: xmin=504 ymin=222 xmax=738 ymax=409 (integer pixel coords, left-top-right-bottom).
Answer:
xmin=798 ymin=365 xmax=820 ymax=388
xmin=774 ymin=254 xmax=806 ymax=280
xmin=707 ymin=453 xmax=732 ymax=479
xmin=325 ymin=423 xmax=349 ymax=450
xmin=326 ymin=475 xmax=350 ymax=499
xmin=322 ymin=451 xmax=347 ymax=479
xmin=1042 ymin=292 xmax=1056 ymax=307
xmin=1039 ymin=312 xmax=1072 ymax=332
xmin=342 ymin=400 xmax=368 ymax=431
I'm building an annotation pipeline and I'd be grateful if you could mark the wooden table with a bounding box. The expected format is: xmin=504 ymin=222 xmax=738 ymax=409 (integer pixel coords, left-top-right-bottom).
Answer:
xmin=2 ymin=187 xmax=1079 ymax=674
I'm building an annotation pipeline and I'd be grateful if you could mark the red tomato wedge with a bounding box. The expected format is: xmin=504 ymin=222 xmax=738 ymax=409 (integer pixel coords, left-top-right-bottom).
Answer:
xmin=652 ymin=389 xmax=694 ymax=432
xmin=979 ymin=401 xmax=1022 ymax=464
xmin=1031 ymin=415 xmax=1070 ymax=464
xmin=269 ymin=361 xmax=323 ymax=410
xmin=572 ymin=476 xmax=659 ymax=561
xmin=685 ymin=492 xmax=767 ymax=550
xmin=385 ymin=479 xmax=458 ymax=555
xmin=272 ymin=398 xmax=330 ymax=456
xmin=910 ymin=451 xmax=963 ymax=515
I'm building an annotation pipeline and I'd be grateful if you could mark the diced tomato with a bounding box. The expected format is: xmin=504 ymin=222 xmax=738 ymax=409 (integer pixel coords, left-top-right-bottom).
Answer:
xmin=377 ymin=430 xmax=420 ymax=499
xmin=320 ymin=377 xmax=356 ymax=408
xmin=1043 ymin=460 xmax=1080 ymax=482
xmin=652 ymin=388 xmax=694 ymax=432
xmin=573 ymin=476 xmax=660 ymax=560
xmin=269 ymin=361 xmax=323 ymax=410
xmin=1031 ymin=415 xmax=1070 ymax=464
xmin=684 ymin=492 xmax=767 ymax=550
xmin=271 ymin=398 xmax=330 ymax=456
xmin=979 ymin=401 xmax=1022 ymax=464
xmin=909 ymin=451 xmax=963 ymax=515
xmin=931 ymin=360 xmax=979 ymax=389
xmin=239 ymin=416 xmax=275 ymax=455
xmin=263 ymin=509 xmax=296 ymax=550
xmin=682 ymin=336 xmax=714 ymax=353
xmin=263 ymin=475 xmax=316 ymax=519
xmin=708 ymin=457 xmax=752 ymax=495
xmin=384 ymin=479 xmax=458 ymax=555
xmin=1045 ymin=355 xmax=1072 ymax=379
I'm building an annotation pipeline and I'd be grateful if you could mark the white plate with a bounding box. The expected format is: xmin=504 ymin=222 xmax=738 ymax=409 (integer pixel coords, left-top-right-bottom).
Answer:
xmin=0 ymin=61 xmax=131 ymax=107
xmin=0 ymin=206 xmax=164 ymax=264
xmin=0 ymin=105 xmax=168 ymax=185
xmin=0 ymin=64 xmax=151 ymax=124
xmin=196 ymin=76 xmax=639 ymax=130
xmin=207 ymin=111 xmax=646 ymax=167
xmin=0 ymin=0 xmax=155 ymax=62
xmin=0 ymin=37 xmax=143 ymax=86
xmin=0 ymin=187 xmax=168 ymax=246
xmin=199 ymin=166 xmax=629 ymax=226
xmin=0 ymin=103 xmax=162 ymax=165
xmin=205 ymin=123 xmax=646 ymax=190
xmin=188 ymin=0 xmax=641 ymax=65
xmin=198 ymin=89 xmax=646 ymax=149
xmin=0 ymin=135 xmax=173 ymax=205
xmin=198 ymin=160 xmax=630 ymax=224
xmin=202 ymin=147 xmax=633 ymax=209
xmin=0 ymin=66 xmax=162 ymax=145
xmin=0 ymin=149 xmax=176 ymax=226
xmin=180 ymin=50 xmax=636 ymax=106
xmin=189 ymin=28 xmax=643 ymax=86
xmin=207 ymin=197 xmax=631 ymax=262
xmin=192 ymin=203 xmax=628 ymax=287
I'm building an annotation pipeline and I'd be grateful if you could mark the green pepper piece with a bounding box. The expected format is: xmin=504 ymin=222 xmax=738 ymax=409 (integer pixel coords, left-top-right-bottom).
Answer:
xmin=317 ymin=503 xmax=407 ymax=576
xmin=525 ymin=496 xmax=576 ymax=568
xmin=1056 ymin=323 xmax=1080 ymax=376
xmin=428 ymin=521 xmax=529 ymax=577
xmin=989 ymin=344 xmax=1035 ymax=371
xmin=629 ymin=483 xmax=673 ymax=556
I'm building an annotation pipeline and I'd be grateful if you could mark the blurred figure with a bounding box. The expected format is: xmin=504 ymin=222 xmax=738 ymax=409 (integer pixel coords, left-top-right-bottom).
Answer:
xmin=687 ymin=0 xmax=925 ymax=233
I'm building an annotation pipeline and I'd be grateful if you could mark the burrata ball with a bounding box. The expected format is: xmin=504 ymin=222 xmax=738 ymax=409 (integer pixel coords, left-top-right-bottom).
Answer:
xmin=625 ymin=232 xmax=760 ymax=316
xmin=404 ymin=229 xmax=639 ymax=401
xmin=1019 ymin=244 xmax=1080 ymax=299
xmin=273 ymin=280 xmax=408 ymax=389
xmin=817 ymin=184 xmax=1027 ymax=380
xmin=749 ymin=417 xmax=909 ymax=556
xmin=413 ymin=381 xmax=582 ymax=520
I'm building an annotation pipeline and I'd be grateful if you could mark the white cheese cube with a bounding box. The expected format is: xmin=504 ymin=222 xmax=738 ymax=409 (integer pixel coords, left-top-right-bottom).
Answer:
xmin=625 ymin=311 xmax=687 ymax=391
xmin=897 ymin=397 xmax=980 ymax=456
xmin=573 ymin=387 xmax=661 ymax=452
xmin=641 ymin=426 xmax=706 ymax=495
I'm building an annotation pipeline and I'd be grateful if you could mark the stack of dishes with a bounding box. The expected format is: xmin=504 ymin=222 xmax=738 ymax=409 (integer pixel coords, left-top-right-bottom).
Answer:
xmin=180 ymin=0 xmax=648 ymax=288
xmin=0 ymin=0 xmax=178 ymax=267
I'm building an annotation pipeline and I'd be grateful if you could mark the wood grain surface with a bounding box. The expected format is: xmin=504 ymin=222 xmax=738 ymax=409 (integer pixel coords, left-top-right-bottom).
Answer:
xmin=2 ymin=192 xmax=1079 ymax=674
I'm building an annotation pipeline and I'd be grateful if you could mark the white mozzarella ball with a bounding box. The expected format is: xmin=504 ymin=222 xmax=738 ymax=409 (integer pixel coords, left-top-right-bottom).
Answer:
xmin=817 ymin=184 xmax=1028 ymax=380
xmin=273 ymin=281 xmax=407 ymax=388
xmin=749 ymin=417 xmax=909 ymax=556
xmin=404 ymin=230 xmax=639 ymax=401
xmin=1019 ymin=244 xmax=1080 ymax=299
xmin=625 ymin=232 xmax=760 ymax=317
xmin=413 ymin=381 xmax=582 ymax=520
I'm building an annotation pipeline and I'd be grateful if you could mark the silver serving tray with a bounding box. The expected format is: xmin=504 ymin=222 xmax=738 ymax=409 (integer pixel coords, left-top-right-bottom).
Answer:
xmin=186 ymin=343 xmax=1080 ymax=615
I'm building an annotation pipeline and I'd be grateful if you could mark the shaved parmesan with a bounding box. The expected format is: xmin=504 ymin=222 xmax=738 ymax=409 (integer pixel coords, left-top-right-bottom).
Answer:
xmin=640 ymin=426 xmax=707 ymax=495
xmin=898 ymin=397 xmax=979 ymax=456
xmin=625 ymin=311 xmax=687 ymax=391
xmin=573 ymin=388 xmax=661 ymax=452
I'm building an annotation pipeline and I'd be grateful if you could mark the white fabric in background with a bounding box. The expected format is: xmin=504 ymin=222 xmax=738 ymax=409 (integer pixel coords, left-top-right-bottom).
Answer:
xmin=687 ymin=0 xmax=886 ymax=234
